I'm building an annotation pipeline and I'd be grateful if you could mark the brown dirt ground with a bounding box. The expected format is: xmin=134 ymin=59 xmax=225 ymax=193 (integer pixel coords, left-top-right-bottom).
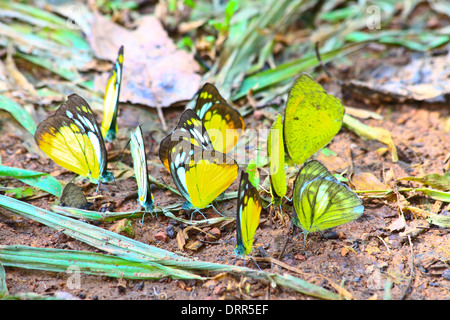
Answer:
xmin=0 ymin=47 xmax=449 ymax=301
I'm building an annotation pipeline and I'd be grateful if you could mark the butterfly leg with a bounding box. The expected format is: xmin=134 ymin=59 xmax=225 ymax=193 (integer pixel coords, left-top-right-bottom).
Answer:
xmin=249 ymin=256 xmax=262 ymax=271
xmin=211 ymin=204 xmax=226 ymax=217
xmin=191 ymin=209 xmax=207 ymax=221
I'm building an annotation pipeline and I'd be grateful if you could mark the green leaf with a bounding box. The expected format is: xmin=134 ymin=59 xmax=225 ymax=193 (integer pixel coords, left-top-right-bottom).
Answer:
xmin=0 ymin=245 xmax=195 ymax=280
xmin=0 ymin=166 xmax=62 ymax=197
xmin=0 ymin=95 xmax=36 ymax=135
xmin=427 ymin=214 xmax=450 ymax=228
xmin=399 ymin=172 xmax=450 ymax=191
xmin=0 ymin=195 xmax=340 ymax=299
xmin=415 ymin=188 xmax=450 ymax=203
xmin=232 ymin=44 xmax=361 ymax=100
xmin=4 ymin=187 xmax=34 ymax=199
xmin=0 ymin=261 xmax=8 ymax=298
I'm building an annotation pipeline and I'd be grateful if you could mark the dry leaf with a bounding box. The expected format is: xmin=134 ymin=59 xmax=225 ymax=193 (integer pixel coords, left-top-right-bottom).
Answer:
xmin=90 ymin=12 xmax=201 ymax=108
xmin=387 ymin=215 xmax=406 ymax=232
xmin=176 ymin=229 xmax=186 ymax=251
xmin=185 ymin=240 xmax=204 ymax=251
xmin=352 ymin=172 xmax=388 ymax=191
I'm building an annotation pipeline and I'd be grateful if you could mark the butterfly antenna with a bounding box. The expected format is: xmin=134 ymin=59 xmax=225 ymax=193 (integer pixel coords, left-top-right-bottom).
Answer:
xmin=314 ymin=41 xmax=345 ymax=87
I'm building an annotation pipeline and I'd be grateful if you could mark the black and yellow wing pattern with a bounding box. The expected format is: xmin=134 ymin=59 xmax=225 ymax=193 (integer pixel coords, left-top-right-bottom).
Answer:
xmin=101 ymin=45 xmax=124 ymax=142
xmin=159 ymin=109 xmax=238 ymax=210
xmin=35 ymin=94 xmax=113 ymax=184
xmin=235 ymin=171 xmax=262 ymax=257
xmin=292 ymin=160 xmax=364 ymax=233
xmin=194 ymin=83 xmax=245 ymax=154
xmin=159 ymin=109 xmax=213 ymax=172
xmin=130 ymin=125 xmax=154 ymax=212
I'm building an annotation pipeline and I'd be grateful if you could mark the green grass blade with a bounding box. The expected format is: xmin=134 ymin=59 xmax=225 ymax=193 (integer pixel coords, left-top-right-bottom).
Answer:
xmin=232 ymin=44 xmax=361 ymax=100
xmin=0 ymin=165 xmax=62 ymax=197
xmin=0 ymin=245 xmax=202 ymax=280
xmin=0 ymin=95 xmax=36 ymax=135
xmin=0 ymin=261 xmax=8 ymax=298
xmin=0 ymin=195 xmax=340 ymax=299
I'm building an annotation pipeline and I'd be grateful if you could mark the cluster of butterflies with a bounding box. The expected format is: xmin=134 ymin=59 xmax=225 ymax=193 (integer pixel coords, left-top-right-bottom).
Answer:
xmin=33 ymin=44 xmax=364 ymax=260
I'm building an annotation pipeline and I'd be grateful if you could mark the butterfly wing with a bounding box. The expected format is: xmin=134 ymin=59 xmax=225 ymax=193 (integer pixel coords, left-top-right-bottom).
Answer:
xmin=235 ymin=171 xmax=262 ymax=256
xmin=35 ymin=94 xmax=112 ymax=184
xmin=59 ymin=182 xmax=90 ymax=210
xmin=130 ymin=125 xmax=154 ymax=212
xmin=284 ymin=73 xmax=344 ymax=166
xmin=168 ymin=141 xmax=238 ymax=209
xmin=194 ymin=83 xmax=245 ymax=153
xmin=293 ymin=161 xmax=364 ymax=233
xmin=159 ymin=109 xmax=213 ymax=172
xmin=101 ymin=45 xmax=124 ymax=142
xmin=294 ymin=160 xmax=336 ymax=188
xmin=268 ymin=114 xmax=286 ymax=205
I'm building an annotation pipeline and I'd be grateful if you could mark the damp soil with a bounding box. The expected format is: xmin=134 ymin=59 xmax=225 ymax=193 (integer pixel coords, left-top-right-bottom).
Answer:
xmin=0 ymin=48 xmax=449 ymax=300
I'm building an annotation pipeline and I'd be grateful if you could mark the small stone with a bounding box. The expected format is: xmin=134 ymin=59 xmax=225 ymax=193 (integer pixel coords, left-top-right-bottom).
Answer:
xmin=206 ymin=227 xmax=221 ymax=241
xmin=154 ymin=231 xmax=167 ymax=242
xmin=442 ymin=269 xmax=450 ymax=281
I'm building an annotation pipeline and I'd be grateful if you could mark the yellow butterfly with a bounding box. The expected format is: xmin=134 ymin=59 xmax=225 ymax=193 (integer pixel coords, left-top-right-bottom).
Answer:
xmin=35 ymin=94 xmax=114 ymax=184
xmin=194 ymin=83 xmax=245 ymax=154
xmin=284 ymin=73 xmax=344 ymax=166
xmin=159 ymin=109 xmax=238 ymax=210
xmin=101 ymin=45 xmax=124 ymax=142
xmin=235 ymin=171 xmax=262 ymax=257
xmin=130 ymin=125 xmax=154 ymax=213
xmin=159 ymin=109 xmax=214 ymax=172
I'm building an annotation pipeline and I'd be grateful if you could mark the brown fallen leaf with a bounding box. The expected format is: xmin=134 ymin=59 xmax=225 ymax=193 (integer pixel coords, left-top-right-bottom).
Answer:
xmin=351 ymin=171 xmax=388 ymax=191
xmin=90 ymin=12 xmax=201 ymax=108
xmin=185 ymin=240 xmax=204 ymax=251
xmin=176 ymin=229 xmax=186 ymax=251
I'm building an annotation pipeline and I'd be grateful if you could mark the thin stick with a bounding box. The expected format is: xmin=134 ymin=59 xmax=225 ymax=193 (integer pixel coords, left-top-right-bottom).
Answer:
xmin=400 ymin=235 xmax=414 ymax=300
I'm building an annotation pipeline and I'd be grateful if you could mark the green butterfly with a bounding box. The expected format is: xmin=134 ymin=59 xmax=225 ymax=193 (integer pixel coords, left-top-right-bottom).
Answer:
xmin=267 ymin=114 xmax=287 ymax=206
xmin=292 ymin=160 xmax=364 ymax=234
xmin=284 ymin=73 xmax=344 ymax=166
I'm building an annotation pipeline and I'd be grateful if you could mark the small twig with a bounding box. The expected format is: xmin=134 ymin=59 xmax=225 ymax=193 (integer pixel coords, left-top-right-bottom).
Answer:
xmin=400 ymin=235 xmax=414 ymax=300
xmin=156 ymin=106 xmax=167 ymax=131
xmin=253 ymin=256 xmax=306 ymax=277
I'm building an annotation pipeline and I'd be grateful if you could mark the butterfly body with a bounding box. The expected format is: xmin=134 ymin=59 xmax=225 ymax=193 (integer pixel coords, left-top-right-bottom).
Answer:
xmin=35 ymin=94 xmax=113 ymax=184
xmin=284 ymin=73 xmax=344 ymax=166
xmin=130 ymin=125 xmax=154 ymax=212
xmin=235 ymin=171 xmax=262 ymax=257
xmin=194 ymin=83 xmax=245 ymax=154
xmin=293 ymin=160 xmax=364 ymax=234
xmin=101 ymin=46 xmax=124 ymax=142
